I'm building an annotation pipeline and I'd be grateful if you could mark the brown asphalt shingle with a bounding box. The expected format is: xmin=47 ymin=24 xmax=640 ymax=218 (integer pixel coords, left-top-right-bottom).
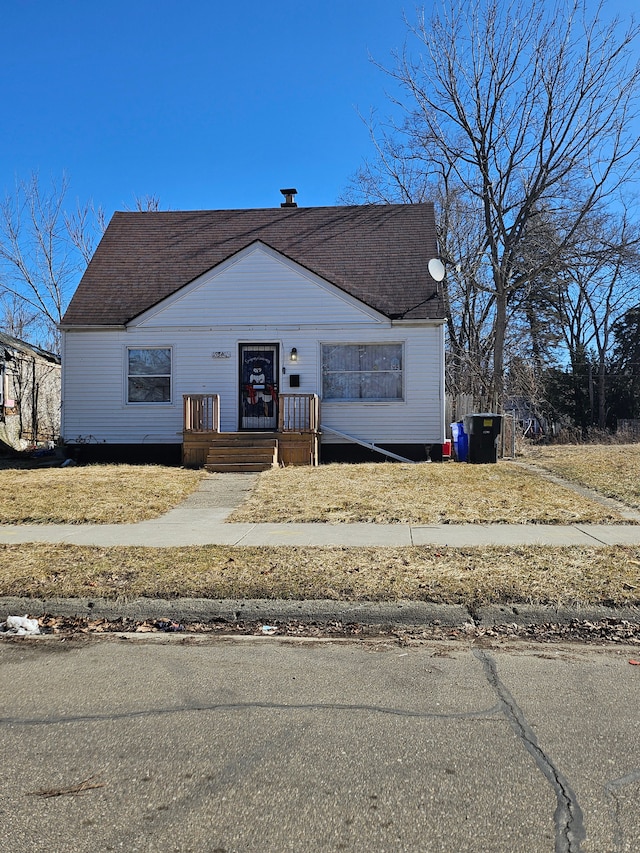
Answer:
xmin=61 ymin=203 xmax=443 ymax=326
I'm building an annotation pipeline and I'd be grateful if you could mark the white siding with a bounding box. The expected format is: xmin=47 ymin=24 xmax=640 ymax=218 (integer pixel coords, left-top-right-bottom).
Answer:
xmin=319 ymin=326 xmax=445 ymax=445
xmin=137 ymin=243 xmax=385 ymax=328
xmin=62 ymin=247 xmax=445 ymax=446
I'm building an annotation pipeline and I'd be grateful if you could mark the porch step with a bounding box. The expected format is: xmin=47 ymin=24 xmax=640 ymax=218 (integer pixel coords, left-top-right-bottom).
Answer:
xmin=204 ymin=433 xmax=278 ymax=473
xmin=207 ymin=445 xmax=276 ymax=458
xmin=205 ymin=462 xmax=275 ymax=473
xmin=208 ymin=432 xmax=278 ymax=443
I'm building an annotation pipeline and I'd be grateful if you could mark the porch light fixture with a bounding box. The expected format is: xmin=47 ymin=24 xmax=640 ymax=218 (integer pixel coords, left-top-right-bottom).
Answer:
xmin=290 ymin=347 xmax=298 ymax=362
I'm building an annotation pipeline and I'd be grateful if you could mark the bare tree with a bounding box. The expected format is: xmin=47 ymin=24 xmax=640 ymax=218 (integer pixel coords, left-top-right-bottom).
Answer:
xmin=0 ymin=292 xmax=41 ymax=342
xmin=127 ymin=194 xmax=164 ymax=212
xmin=346 ymin=0 xmax=640 ymax=408
xmin=0 ymin=174 xmax=75 ymax=350
xmin=610 ymin=305 xmax=640 ymax=420
xmin=0 ymin=174 xmax=107 ymax=352
xmin=553 ymin=211 xmax=640 ymax=428
xmin=0 ymin=173 xmax=113 ymax=351
xmin=65 ymin=199 xmax=107 ymax=266
xmin=0 ymin=175 xmax=165 ymax=354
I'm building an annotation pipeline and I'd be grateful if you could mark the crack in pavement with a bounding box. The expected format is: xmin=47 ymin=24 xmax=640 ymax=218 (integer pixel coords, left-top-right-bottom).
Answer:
xmin=605 ymin=769 xmax=640 ymax=853
xmin=474 ymin=649 xmax=586 ymax=853
xmin=573 ymin=525 xmax=616 ymax=545
xmin=605 ymin=768 xmax=640 ymax=791
xmin=0 ymin=699 xmax=503 ymax=728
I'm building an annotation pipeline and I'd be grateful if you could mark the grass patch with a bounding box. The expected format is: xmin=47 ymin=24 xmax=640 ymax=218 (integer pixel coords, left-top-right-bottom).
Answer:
xmin=525 ymin=444 xmax=640 ymax=509
xmin=0 ymin=465 xmax=204 ymax=524
xmin=228 ymin=461 xmax=624 ymax=524
xmin=0 ymin=453 xmax=633 ymax=527
xmin=1 ymin=543 xmax=639 ymax=607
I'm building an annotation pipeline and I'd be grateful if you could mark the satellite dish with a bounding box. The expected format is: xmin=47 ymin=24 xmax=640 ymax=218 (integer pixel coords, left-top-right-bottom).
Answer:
xmin=428 ymin=258 xmax=445 ymax=282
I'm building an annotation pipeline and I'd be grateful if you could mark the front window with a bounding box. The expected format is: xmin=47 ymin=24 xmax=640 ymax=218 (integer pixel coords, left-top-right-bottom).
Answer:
xmin=322 ymin=344 xmax=403 ymax=401
xmin=127 ymin=348 xmax=171 ymax=403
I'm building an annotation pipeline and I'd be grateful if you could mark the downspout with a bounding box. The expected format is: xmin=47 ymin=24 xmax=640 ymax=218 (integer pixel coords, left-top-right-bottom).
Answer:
xmin=16 ymin=353 xmax=25 ymax=440
xmin=439 ymin=322 xmax=446 ymax=443
xmin=32 ymin=356 xmax=38 ymax=443
xmin=0 ymin=359 xmax=5 ymax=423
xmin=59 ymin=329 xmax=65 ymax=443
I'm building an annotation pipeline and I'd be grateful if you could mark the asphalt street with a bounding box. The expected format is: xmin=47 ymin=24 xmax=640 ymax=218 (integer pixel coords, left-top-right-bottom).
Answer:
xmin=1 ymin=634 xmax=638 ymax=852
xmin=1 ymin=470 xmax=639 ymax=852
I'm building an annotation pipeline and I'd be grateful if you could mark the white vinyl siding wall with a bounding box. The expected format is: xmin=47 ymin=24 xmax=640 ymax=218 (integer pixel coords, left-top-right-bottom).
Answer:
xmin=318 ymin=327 xmax=443 ymax=444
xmin=137 ymin=244 xmax=381 ymax=328
xmin=61 ymin=245 xmax=445 ymax=445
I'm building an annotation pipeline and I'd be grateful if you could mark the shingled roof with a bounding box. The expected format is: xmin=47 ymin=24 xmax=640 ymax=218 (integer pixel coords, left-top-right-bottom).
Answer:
xmin=61 ymin=203 xmax=443 ymax=326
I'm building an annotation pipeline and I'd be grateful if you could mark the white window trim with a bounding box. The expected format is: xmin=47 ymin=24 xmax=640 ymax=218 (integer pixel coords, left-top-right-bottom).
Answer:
xmin=126 ymin=346 xmax=173 ymax=405
xmin=320 ymin=342 xmax=405 ymax=403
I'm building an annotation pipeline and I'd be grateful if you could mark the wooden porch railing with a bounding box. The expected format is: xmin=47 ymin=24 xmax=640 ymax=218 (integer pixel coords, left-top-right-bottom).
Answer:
xmin=183 ymin=393 xmax=319 ymax=467
xmin=183 ymin=393 xmax=319 ymax=433
xmin=278 ymin=393 xmax=319 ymax=432
xmin=183 ymin=394 xmax=220 ymax=433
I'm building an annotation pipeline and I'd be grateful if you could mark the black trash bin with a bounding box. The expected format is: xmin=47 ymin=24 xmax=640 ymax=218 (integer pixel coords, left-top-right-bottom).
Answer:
xmin=463 ymin=413 xmax=503 ymax=464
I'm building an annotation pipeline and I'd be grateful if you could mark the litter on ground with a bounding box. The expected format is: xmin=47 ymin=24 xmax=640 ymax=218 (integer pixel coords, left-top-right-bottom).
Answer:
xmin=0 ymin=615 xmax=41 ymax=635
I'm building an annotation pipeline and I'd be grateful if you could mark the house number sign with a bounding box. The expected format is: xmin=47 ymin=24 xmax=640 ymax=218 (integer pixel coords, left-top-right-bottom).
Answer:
xmin=212 ymin=351 xmax=232 ymax=359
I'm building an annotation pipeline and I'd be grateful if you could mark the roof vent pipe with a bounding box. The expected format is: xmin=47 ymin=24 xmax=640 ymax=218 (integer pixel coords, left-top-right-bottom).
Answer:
xmin=280 ymin=188 xmax=298 ymax=207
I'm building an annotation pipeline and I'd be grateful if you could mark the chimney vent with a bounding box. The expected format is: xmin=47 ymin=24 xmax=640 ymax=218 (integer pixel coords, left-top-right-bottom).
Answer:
xmin=280 ymin=188 xmax=298 ymax=208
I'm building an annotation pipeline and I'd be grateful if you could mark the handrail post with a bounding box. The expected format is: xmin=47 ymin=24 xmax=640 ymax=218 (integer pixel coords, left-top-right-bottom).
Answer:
xmin=278 ymin=393 xmax=319 ymax=432
xmin=183 ymin=394 xmax=220 ymax=433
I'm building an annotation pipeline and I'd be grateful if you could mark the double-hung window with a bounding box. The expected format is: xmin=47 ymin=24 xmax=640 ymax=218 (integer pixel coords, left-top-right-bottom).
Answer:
xmin=321 ymin=343 xmax=403 ymax=401
xmin=127 ymin=348 xmax=171 ymax=403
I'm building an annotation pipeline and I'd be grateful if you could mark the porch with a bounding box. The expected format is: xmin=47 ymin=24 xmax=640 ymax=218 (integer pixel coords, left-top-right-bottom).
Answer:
xmin=182 ymin=393 xmax=320 ymax=471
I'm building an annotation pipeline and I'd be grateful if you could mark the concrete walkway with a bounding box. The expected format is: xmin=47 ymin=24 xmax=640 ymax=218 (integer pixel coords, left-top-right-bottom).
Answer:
xmin=1 ymin=473 xmax=640 ymax=547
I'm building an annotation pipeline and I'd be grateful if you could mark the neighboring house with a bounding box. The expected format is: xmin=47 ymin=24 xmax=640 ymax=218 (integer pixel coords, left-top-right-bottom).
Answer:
xmin=0 ymin=331 xmax=61 ymax=451
xmin=60 ymin=194 xmax=446 ymax=467
xmin=504 ymin=397 xmax=552 ymax=439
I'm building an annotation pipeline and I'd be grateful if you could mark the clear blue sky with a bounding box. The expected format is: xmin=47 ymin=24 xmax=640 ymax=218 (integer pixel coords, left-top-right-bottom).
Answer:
xmin=2 ymin=1 xmax=638 ymax=221
xmin=1 ymin=0 xmax=413 ymax=217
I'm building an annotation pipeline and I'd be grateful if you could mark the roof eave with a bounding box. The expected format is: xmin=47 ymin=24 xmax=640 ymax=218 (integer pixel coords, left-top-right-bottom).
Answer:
xmin=60 ymin=324 xmax=127 ymax=332
xmin=390 ymin=317 xmax=446 ymax=326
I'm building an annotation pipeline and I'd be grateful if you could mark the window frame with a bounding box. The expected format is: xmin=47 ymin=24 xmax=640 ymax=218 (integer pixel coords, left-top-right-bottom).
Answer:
xmin=321 ymin=342 xmax=404 ymax=402
xmin=126 ymin=346 xmax=173 ymax=405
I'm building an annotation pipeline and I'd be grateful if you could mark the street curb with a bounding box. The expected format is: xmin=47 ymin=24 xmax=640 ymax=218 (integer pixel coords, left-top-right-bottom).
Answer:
xmin=474 ymin=603 xmax=640 ymax=625
xmin=1 ymin=597 xmax=639 ymax=627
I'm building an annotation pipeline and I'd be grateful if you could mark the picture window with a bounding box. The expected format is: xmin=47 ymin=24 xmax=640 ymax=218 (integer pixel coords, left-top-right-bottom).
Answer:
xmin=321 ymin=344 xmax=403 ymax=401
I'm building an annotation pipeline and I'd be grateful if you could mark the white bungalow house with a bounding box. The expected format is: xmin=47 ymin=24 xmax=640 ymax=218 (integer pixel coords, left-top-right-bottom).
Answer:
xmin=60 ymin=193 xmax=446 ymax=468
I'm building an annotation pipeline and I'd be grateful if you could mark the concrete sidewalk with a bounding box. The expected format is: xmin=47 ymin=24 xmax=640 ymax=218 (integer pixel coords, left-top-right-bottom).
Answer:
xmin=1 ymin=472 xmax=640 ymax=547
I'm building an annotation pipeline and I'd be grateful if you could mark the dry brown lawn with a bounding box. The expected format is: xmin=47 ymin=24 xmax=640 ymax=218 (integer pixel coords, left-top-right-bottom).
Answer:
xmin=1 ymin=450 xmax=639 ymax=606
xmin=228 ymin=461 xmax=625 ymax=524
xmin=0 ymin=465 xmax=204 ymax=524
xmin=524 ymin=444 xmax=640 ymax=509
xmin=0 ymin=454 xmax=634 ymax=526
xmin=1 ymin=542 xmax=638 ymax=607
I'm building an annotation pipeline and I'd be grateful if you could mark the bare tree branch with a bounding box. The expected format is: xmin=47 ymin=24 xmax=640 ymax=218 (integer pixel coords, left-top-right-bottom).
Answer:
xmin=346 ymin=0 xmax=640 ymax=411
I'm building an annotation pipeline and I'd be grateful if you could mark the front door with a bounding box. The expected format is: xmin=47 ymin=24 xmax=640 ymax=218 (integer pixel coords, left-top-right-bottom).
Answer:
xmin=239 ymin=344 xmax=279 ymax=430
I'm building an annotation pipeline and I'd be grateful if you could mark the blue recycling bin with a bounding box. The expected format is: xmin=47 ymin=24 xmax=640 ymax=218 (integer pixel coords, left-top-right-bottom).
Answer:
xmin=450 ymin=421 xmax=468 ymax=462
